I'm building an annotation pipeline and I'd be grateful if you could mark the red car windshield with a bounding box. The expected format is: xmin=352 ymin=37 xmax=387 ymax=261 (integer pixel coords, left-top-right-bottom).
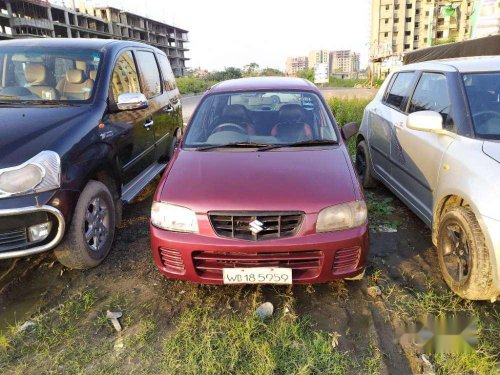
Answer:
xmin=183 ymin=91 xmax=338 ymax=148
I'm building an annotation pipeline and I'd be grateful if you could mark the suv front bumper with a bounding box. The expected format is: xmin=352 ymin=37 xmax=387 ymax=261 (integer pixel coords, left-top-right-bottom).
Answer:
xmin=0 ymin=205 xmax=65 ymax=259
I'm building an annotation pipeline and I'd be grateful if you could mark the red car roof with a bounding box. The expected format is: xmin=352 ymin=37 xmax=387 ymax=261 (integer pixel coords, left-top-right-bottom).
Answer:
xmin=208 ymin=77 xmax=319 ymax=94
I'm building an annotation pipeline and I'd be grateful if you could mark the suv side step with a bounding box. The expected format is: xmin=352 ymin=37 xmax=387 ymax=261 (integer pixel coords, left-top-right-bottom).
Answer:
xmin=121 ymin=162 xmax=167 ymax=203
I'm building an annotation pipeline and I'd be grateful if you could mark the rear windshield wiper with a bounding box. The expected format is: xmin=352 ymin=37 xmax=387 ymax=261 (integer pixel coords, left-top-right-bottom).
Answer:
xmin=193 ymin=142 xmax=273 ymax=151
xmin=258 ymin=139 xmax=338 ymax=151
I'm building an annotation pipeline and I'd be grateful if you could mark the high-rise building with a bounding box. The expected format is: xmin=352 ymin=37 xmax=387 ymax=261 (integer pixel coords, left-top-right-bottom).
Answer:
xmin=0 ymin=0 xmax=189 ymax=76
xmin=308 ymin=50 xmax=330 ymax=69
xmin=370 ymin=0 xmax=489 ymax=79
xmin=329 ymin=50 xmax=361 ymax=78
xmin=285 ymin=56 xmax=308 ymax=76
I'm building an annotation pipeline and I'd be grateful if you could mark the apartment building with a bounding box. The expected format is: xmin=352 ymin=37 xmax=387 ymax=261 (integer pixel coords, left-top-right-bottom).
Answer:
xmin=370 ymin=0 xmax=476 ymax=78
xmin=308 ymin=50 xmax=330 ymax=68
xmin=0 ymin=0 xmax=189 ymax=76
xmin=285 ymin=56 xmax=308 ymax=76
xmin=329 ymin=50 xmax=361 ymax=78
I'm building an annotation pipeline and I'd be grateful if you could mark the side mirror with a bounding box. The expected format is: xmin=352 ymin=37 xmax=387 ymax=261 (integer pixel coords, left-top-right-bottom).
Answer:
xmin=341 ymin=122 xmax=359 ymax=141
xmin=407 ymin=111 xmax=444 ymax=133
xmin=116 ymin=93 xmax=148 ymax=111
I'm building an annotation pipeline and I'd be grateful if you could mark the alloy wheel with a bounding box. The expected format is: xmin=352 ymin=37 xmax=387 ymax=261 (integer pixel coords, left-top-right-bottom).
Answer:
xmin=356 ymin=149 xmax=366 ymax=180
xmin=441 ymin=223 xmax=471 ymax=283
xmin=84 ymin=197 xmax=110 ymax=252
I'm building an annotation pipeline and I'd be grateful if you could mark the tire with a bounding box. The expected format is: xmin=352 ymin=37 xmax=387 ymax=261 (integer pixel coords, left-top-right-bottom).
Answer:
xmin=54 ymin=180 xmax=116 ymax=269
xmin=437 ymin=206 xmax=497 ymax=300
xmin=355 ymin=140 xmax=378 ymax=188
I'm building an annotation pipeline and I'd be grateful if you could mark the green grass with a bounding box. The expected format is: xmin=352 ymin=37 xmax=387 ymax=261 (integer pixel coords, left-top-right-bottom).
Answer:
xmin=161 ymin=306 xmax=378 ymax=375
xmin=328 ymin=97 xmax=370 ymax=157
xmin=381 ymin=278 xmax=500 ymax=375
xmin=365 ymin=191 xmax=401 ymax=230
xmin=176 ymin=76 xmax=217 ymax=94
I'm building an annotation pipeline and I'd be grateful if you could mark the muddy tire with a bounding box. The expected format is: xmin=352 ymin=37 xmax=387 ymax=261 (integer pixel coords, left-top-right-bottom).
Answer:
xmin=54 ymin=180 xmax=116 ymax=269
xmin=437 ymin=206 xmax=497 ymax=301
xmin=355 ymin=141 xmax=378 ymax=188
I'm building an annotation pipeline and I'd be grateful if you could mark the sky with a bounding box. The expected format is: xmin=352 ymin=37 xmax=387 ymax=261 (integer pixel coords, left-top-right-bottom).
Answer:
xmin=84 ymin=0 xmax=371 ymax=71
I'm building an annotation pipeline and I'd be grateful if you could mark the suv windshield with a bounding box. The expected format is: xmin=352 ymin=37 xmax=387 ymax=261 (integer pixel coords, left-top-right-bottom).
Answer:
xmin=0 ymin=47 xmax=102 ymax=103
xmin=183 ymin=90 xmax=338 ymax=149
xmin=463 ymin=72 xmax=500 ymax=139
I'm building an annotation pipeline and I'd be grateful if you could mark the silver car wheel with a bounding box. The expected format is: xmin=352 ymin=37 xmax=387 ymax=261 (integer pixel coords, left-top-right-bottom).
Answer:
xmin=84 ymin=197 xmax=110 ymax=252
xmin=442 ymin=223 xmax=471 ymax=283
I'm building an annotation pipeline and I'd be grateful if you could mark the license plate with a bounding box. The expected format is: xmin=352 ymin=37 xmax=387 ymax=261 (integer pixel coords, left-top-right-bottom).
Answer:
xmin=223 ymin=267 xmax=292 ymax=284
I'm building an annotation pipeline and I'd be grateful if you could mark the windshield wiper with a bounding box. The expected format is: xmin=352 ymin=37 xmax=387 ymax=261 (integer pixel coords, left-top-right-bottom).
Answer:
xmin=194 ymin=142 xmax=273 ymax=151
xmin=258 ymin=139 xmax=338 ymax=151
xmin=0 ymin=99 xmax=71 ymax=106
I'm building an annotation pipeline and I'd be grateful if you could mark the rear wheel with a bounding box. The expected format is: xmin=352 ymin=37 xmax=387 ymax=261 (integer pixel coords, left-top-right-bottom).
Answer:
xmin=355 ymin=140 xmax=378 ymax=188
xmin=437 ymin=206 xmax=497 ymax=300
xmin=54 ymin=180 xmax=116 ymax=269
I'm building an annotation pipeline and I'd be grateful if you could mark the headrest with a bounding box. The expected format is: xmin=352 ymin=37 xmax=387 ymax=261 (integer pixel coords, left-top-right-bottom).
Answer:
xmin=25 ymin=63 xmax=47 ymax=85
xmin=66 ymin=69 xmax=85 ymax=84
xmin=75 ymin=61 xmax=87 ymax=71
xmin=222 ymin=104 xmax=250 ymax=121
xmin=89 ymin=70 xmax=97 ymax=80
xmin=278 ymin=104 xmax=306 ymax=123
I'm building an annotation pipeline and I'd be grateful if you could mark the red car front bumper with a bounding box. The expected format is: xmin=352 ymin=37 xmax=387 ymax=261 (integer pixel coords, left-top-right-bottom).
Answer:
xmin=150 ymin=223 xmax=369 ymax=284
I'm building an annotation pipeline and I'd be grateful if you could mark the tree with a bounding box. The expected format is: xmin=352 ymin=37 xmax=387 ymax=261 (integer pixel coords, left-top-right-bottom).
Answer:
xmin=243 ymin=62 xmax=260 ymax=77
xmin=296 ymin=68 xmax=314 ymax=82
xmin=206 ymin=67 xmax=242 ymax=81
xmin=260 ymin=67 xmax=285 ymax=77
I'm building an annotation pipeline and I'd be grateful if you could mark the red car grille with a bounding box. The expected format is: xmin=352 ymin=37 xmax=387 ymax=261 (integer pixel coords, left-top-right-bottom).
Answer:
xmin=332 ymin=247 xmax=361 ymax=274
xmin=159 ymin=248 xmax=185 ymax=274
xmin=209 ymin=212 xmax=303 ymax=241
xmin=192 ymin=250 xmax=323 ymax=280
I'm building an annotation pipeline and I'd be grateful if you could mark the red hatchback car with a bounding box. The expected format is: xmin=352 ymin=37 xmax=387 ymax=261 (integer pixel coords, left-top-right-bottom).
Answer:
xmin=150 ymin=77 xmax=369 ymax=284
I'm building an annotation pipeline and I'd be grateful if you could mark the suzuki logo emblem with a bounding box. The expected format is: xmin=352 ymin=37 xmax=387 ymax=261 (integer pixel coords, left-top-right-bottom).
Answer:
xmin=249 ymin=219 xmax=264 ymax=234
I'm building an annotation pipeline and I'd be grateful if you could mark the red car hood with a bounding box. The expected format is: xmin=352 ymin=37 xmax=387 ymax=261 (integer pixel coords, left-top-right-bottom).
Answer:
xmin=159 ymin=147 xmax=358 ymax=213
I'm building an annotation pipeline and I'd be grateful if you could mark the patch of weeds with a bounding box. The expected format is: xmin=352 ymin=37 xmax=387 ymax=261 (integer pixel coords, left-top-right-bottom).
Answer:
xmin=365 ymin=191 xmax=401 ymax=230
xmin=0 ymin=288 xmax=111 ymax=373
xmin=0 ymin=332 xmax=9 ymax=350
xmin=160 ymin=306 xmax=374 ymax=375
xmin=384 ymin=280 xmax=499 ymax=374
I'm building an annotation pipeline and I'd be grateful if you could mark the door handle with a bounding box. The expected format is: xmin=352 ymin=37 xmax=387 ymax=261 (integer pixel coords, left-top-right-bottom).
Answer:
xmin=144 ymin=119 xmax=154 ymax=129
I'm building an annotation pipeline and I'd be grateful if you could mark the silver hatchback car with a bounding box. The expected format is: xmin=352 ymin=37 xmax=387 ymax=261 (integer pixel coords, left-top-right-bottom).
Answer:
xmin=357 ymin=57 xmax=500 ymax=301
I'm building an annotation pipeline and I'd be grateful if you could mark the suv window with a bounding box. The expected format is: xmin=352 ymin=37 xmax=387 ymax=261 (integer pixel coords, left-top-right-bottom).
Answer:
xmin=54 ymin=58 xmax=74 ymax=84
xmin=157 ymin=54 xmax=177 ymax=91
xmin=111 ymin=51 xmax=141 ymax=99
xmin=409 ymin=72 xmax=451 ymax=124
xmin=383 ymin=72 xmax=415 ymax=111
xmin=135 ymin=51 xmax=162 ymax=98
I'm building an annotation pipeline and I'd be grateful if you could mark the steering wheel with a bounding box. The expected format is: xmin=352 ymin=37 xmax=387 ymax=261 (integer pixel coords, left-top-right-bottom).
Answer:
xmin=212 ymin=122 xmax=247 ymax=134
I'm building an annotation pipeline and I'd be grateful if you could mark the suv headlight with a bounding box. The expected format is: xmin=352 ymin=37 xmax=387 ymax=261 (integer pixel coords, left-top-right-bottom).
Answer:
xmin=151 ymin=202 xmax=199 ymax=233
xmin=316 ymin=201 xmax=367 ymax=232
xmin=0 ymin=151 xmax=60 ymax=198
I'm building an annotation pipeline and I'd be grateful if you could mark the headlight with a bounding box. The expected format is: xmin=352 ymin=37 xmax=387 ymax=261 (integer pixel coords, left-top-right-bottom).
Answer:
xmin=316 ymin=201 xmax=367 ymax=232
xmin=151 ymin=202 xmax=199 ymax=233
xmin=0 ymin=151 xmax=60 ymax=198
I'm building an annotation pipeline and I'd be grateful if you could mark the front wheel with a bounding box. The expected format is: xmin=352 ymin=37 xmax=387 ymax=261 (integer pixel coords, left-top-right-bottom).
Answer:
xmin=437 ymin=206 xmax=497 ymax=300
xmin=355 ymin=140 xmax=378 ymax=188
xmin=54 ymin=180 xmax=116 ymax=269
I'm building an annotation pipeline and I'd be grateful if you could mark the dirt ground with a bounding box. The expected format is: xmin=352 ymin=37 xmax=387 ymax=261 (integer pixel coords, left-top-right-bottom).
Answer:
xmin=1 ymin=182 xmax=497 ymax=374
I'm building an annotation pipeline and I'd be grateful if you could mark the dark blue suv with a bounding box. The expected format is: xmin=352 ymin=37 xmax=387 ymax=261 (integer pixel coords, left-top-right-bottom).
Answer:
xmin=0 ymin=38 xmax=183 ymax=268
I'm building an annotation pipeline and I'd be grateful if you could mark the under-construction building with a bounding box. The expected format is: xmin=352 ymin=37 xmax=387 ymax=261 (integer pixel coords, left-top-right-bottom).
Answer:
xmin=0 ymin=0 xmax=189 ymax=76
